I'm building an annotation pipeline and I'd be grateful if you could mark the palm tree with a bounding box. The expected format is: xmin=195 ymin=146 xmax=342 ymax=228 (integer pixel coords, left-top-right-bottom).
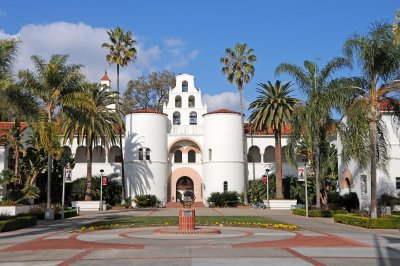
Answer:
xmin=341 ymin=23 xmax=400 ymax=218
xmin=102 ymin=26 xmax=137 ymax=202
xmin=275 ymin=57 xmax=351 ymax=209
xmin=248 ymin=81 xmax=299 ymax=199
xmin=18 ymin=54 xmax=83 ymax=209
xmin=0 ymin=38 xmax=19 ymax=120
xmin=61 ymin=83 xmax=123 ymax=200
xmin=220 ymin=43 xmax=256 ymax=204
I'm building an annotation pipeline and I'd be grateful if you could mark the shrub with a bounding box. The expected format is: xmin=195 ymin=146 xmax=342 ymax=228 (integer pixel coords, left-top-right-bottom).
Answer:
xmin=334 ymin=214 xmax=400 ymax=229
xmin=0 ymin=215 xmax=37 ymax=232
xmin=0 ymin=200 xmax=17 ymax=206
xmin=341 ymin=192 xmax=359 ymax=212
xmin=133 ymin=195 xmax=160 ymax=208
xmin=292 ymin=208 xmax=347 ymax=217
xmin=379 ymin=193 xmax=400 ymax=207
xmin=54 ymin=209 xmax=78 ymax=219
xmin=207 ymin=191 xmax=240 ymax=207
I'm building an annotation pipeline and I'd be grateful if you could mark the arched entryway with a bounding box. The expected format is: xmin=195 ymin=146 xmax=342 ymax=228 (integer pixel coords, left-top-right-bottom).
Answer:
xmin=169 ymin=167 xmax=202 ymax=203
xmin=176 ymin=176 xmax=194 ymax=202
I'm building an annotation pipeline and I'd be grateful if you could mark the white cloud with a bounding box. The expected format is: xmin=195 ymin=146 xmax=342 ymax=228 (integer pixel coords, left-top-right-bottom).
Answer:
xmin=163 ymin=38 xmax=185 ymax=47
xmin=0 ymin=22 xmax=199 ymax=93
xmin=188 ymin=50 xmax=199 ymax=59
xmin=0 ymin=22 xmax=162 ymax=92
xmin=202 ymin=91 xmax=250 ymax=112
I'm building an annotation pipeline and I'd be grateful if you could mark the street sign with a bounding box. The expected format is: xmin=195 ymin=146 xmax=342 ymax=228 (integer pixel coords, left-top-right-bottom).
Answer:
xmin=298 ymin=167 xmax=305 ymax=181
xmin=261 ymin=175 xmax=268 ymax=184
xmin=102 ymin=176 xmax=108 ymax=185
xmin=64 ymin=168 xmax=72 ymax=182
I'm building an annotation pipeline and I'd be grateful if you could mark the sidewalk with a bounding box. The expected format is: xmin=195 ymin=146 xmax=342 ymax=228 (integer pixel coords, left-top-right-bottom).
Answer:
xmin=0 ymin=208 xmax=399 ymax=266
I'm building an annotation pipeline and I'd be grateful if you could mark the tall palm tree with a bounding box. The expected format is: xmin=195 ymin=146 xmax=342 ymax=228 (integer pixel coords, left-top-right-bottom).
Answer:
xmin=61 ymin=83 xmax=123 ymax=200
xmin=220 ymin=43 xmax=256 ymax=204
xmin=18 ymin=54 xmax=83 ymax=209
xmin=102 ymin=26 xmax=137 ymax=201
xmin=275 ymin=57 xmax=351 ymax=209
xmin=0 ymin=38 xmax=19 ymax=120
xmin=248 ymin=81 xmax=298 ymax=199
xmin=341 ymin=23 xmax=400 ymax=218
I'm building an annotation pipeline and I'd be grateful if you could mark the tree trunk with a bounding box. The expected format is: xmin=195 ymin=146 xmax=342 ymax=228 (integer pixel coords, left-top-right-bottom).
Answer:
xmin=85 ymin=145 xmax=92 ymax=201
xmin=275 ymin=129 xmax=283 ymax=199
xmin=369 ymin=120 xmax=378 ymax=218
xmin=314 ymin=141 xmax=321 ymax=209
xmin=46 ymin=152 xmax=52 ymax=208
xmin=117 ymin=64 xmax=127 ymax=203
xmin=239 ymin=88 xmax=248 ymax=204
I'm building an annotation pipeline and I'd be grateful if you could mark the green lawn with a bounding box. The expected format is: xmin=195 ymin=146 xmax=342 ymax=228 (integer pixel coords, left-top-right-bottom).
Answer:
xmin=80 ymin=216 xmax=298 ymax=231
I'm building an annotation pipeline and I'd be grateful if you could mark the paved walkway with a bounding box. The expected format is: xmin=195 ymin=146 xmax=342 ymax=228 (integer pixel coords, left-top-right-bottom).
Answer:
xmin=0 ymin=208 xmax=399 ymax=265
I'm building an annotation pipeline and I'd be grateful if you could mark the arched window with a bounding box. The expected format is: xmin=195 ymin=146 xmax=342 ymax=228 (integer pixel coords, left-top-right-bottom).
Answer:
xmin=247 ymin=146 xmax=261 ymax=162
xmin=63 ymin=146 xmax=72 ymax=158
xmin=208 ymin=149 xmax=212 ymax=161
xmin=174 ymin=150 xmax=182 ymax=163
xmin=182 ymin=81 xmax=188 ymax=92
xmin=223 ymin=181 xmax=228 ymax=192
xmin=175 ymin=96 xmax=182 ymax=108
xmin=263 ymin=146 xmax=275 ymax=163
xmin=7 ymin=147 xmax=14 ymax=169
xmin=188 ymin=95 xmax=195 ymax=107
xmin=188 ymin=150 xmax=196 ymax=163
xmin=282 ymin=146 xmax=288 ymax=163
xmin=145 ymin=148 xmax=151 ymax=160
xmin=75 ymin=146 xmax=86 ymax=163
xmin=138 ymin=148 xmax=143 ymax=160
xmin=93 ymin=146 xmax=106 ymax=163
xmin=173 ymin=112 xmax=181 ymax=125
xmin=108 ymin=146 xmax=122 ymax=163
xmin=189 ymin=112 xmax=197 ymax=125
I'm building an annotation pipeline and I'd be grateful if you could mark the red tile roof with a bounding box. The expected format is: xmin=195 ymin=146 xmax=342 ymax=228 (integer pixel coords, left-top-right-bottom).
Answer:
xmin=244 ymin=123 xmax=292 ymax=135
xmin=126 ymin=109 xmax=166 ymax=115
xmin=101 ymin=71 xmax=110 ymax=81
xmin=0 ymin=122 xmax=28 ymax=145
xmin=378 ymin=98 xmax=399 ymax=111
xmin=203 ymin=109 xmax=241 ymax=116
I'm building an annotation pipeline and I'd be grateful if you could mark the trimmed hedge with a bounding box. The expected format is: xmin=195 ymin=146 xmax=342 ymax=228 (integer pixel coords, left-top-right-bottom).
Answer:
xmin=0 ymin=215 xmax=37 ymax=232
xmin=29 ymin=209 xmax=78 ymax=220
xmin=334 ymin=214 xmax=400 ymax=229
xmin=292 ymin=208 xmax=347 ymax=217
xmin=134 ymin=195 xmax=161 ymax=208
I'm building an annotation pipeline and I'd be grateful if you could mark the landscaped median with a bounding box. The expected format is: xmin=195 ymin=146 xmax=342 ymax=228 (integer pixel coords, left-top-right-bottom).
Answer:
xmin=333 ymin=214 xmax=400 ymax=229
xmin=292 ymin=208 xmax=347 ymax=217
xmin=78 ymin=216 xmax=298 ymax=232
xmin=0 ymin=215 xmax=37 ymax=232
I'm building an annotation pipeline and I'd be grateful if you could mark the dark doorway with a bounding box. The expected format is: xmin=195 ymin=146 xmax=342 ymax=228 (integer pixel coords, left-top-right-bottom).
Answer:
xmin=176 ymin=176 xmax=194 ymax=202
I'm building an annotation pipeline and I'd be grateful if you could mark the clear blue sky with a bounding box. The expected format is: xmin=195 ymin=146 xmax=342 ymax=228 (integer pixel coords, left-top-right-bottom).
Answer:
xmin=0 ymin=0 xmax=399 ymax=113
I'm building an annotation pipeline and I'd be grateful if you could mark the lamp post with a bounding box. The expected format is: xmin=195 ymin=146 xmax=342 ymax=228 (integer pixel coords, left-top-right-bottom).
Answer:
xmin=304 ymin=164 xmax=309 ymax=218
xmin=61 ymin=166 xmax=66 ymax=220
xmin=265 ymin=168 xmax=270 ymax=209
xmin=100 ymin=169 xmax=104 ymax=211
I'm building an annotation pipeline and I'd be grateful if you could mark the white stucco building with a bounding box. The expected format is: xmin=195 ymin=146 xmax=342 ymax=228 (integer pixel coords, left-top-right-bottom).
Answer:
xmin=337 ymin=102 xmax=400 ymax=209
xmin=0 ymin=73 xmax=304 ymax=206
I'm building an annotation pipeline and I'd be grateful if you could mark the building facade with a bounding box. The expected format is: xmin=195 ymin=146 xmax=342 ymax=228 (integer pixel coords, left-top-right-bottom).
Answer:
xmin=0 ymin=73 xmax=303 ymax=205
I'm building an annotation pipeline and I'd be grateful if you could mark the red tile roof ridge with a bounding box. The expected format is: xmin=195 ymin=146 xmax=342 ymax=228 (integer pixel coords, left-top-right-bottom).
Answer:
xmin=203 ymin=109 xmax=241 ymax=116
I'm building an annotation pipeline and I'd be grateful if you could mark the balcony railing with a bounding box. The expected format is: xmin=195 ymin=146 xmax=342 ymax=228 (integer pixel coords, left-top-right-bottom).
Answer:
xmin=169 ymin=125 xmax=203 ymax=135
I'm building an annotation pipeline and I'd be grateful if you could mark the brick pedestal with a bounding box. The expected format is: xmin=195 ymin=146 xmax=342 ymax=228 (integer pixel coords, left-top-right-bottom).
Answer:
xmin=179 ymin=209 xmax=195 ymax=231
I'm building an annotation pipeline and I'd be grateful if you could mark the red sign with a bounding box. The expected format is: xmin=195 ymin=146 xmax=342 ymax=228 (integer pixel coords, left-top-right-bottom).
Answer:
xmin=102 ymin=176 xmax=108 ymax=185
xmin=261 ymin=175 xmax=268 ymax=184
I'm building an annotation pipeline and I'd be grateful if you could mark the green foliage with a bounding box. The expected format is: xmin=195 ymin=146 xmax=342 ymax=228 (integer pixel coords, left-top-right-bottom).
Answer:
xmin=70 ymin=176 xmax=122 ymax=206
xmin=334 ymin=214 xmax=400 ymax=229
xmin=29 ymin=207 xmax=77 ymax=220
xmin=341 ymin=192 xmax=360 ymax=212
xmin=0 ymin=215 xmax=37 ymax=232
xmin=21 ymin=185 xmax=40 ymax=200
xmin=123 ymin=70 xmax=176 ymax=113
xmin=379 ymin=193 xmax=400 ymax=207
xmin=207 ymin=191 xmax=240 ymax=207
xmin=292 ymin=208 xmax=347 ymax=217
xmin=0 ymin=200 xmax=17 ymax=206
xmin=133 ymin=194 xmax=160 ymax=208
